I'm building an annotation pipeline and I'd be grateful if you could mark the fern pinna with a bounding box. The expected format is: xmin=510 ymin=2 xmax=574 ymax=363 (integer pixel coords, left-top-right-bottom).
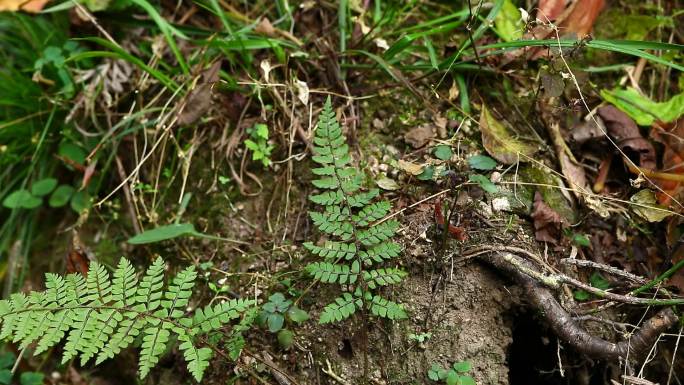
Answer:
xmin=305 ymin=97 xmax=407 ymax=324
xmin=0 ymin=257 xmax=254 ymax=382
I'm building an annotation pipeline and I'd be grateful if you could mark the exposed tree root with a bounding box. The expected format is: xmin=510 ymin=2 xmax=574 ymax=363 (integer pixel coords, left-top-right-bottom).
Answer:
xmin=479 ymin=250 xmax=679 ymax=361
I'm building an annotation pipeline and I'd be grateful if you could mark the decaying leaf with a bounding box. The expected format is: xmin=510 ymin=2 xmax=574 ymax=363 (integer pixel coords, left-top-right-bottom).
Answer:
xmin=404 ymin=124 xmax=435 ymax=149
xmin=597 ymin=105 xmax=656 ymax=169
xmin=294 ymin=78 xmax=309 ymax=105
xmin=651 ymin=118 xmax=684 ymax=205
xmin=555 ymin=0 xmax=605 ymax=37
xmin=397 ymin=159 xmax=424 ymax=176
xmin=480 ymin=104 xmax=536 ymax=164
xmin=531 ymin=191 xmax=565 ymax=243
xmin=178 ymin=60 xmax=222 ymax=126
xmin=537 ymin=0 xmax=567 ymax=21
xmin=376 ymin=175 xmax=399 ymax=190
xmin=630 ymin=189 xmax=673 ymax=222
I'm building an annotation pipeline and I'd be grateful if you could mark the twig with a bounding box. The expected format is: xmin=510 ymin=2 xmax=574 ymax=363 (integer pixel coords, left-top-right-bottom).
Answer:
xmin=322 ymin=359 xmax=351 ymax=385
xmin=479 ymin=250 xmax=679 ymax=360
xmin=561 ymin=258 xmax=648 ymax=284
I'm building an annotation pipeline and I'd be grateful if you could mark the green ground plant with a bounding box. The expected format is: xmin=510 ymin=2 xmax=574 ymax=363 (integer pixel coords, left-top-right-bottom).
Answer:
xmin=305 ymin=97 xmax=407 ymax=324
xmin=0 ymin=257 xmax=255 ymax=382
xmin=428 ymin=361 xmax=475 ymax=385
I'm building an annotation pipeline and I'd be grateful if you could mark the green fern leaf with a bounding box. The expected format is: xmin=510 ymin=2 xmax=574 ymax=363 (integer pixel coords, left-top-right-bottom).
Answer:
xmin=359 ymin=242 xmax=402 ymax=265
xmin=226 ymin=307 xmax=257 ymax=361
xmin=306 ymin=262 xmax=359 ymax=284
xmin=347 ymin=189 xmax=380 ymax=207
xmin=319 ymin=293 xmax=362 ymax=324
xmin=178 ymin=332 xmax=213 ymax=381
xmin=0 ymin=257 xmax=255 ymax=382
xmin=369 ymin=295 xmax=407 ymax=320
xmin=304 ymin=241 xmax=356 ymax=260
xmin=353 ymin=201 xmax=391 ymax=226
xmin=309 ymin=190 xmax=344 ymax=205
xmin=357 ymin=220 xmax=400 ymax=246
xmin=134 ymin=257 xmax=165 ymax=312
xmin=364 ymin=268 xmax=407 ymax=289
xmin=139 ymin=325 xmax=171 ymax=378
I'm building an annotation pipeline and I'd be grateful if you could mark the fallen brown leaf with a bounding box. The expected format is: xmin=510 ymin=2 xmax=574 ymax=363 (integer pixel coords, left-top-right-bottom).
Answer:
xmin=556 ymin=0 xmax=605 ymax=37
xmin=178 ymin=60 xmax=222 ymax=126
xmin=531 ymin=191 xmax=565 ymax=243
xmin=598 ymin=105 xmax=656 ymax=170
xmin=404 ymin=124 xmax=434 ymax=148
xmin=537 ymin=0 xmax=567 ymax=21
xmin=480 ymin=104 xmax=536 ymax=164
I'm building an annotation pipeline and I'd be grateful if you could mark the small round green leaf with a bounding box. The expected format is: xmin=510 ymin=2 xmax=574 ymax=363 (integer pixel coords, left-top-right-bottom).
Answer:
xmin=267 ymin=313 xmax=284 ymax=333
xmin=287 ymin=306 xmax=310 ymax=324
xmin=20 ymin=372 xmax=44 ymax=385
xmin=49 ymin=185 xmax=75 ymax=207
xmin=31 ymin=178 xmax=58 ymax=196
xmin=3 ymin=189 xmax=41 ymax=209
xmin=467 ymin=155 xmax=497 ymax=171
xmin=468 ymin=174 xmax=498 ymax=193
xmin=417 ymin=166 xmax=434 ymax=181
xmin=70 ymin=190 xmax=91 ymax=213
xmin=459 ymin=376 xmax=476 ymax=385
xmin=277 ymin=329 xmax=294 ymax=349
xmin=446 ymin=370 xmax=459 ymax=385
xmin=58 ymin=142 xmax=86 ymax=166
xmin=453 ymin=361 xmax=472 ymax=373
xmin=127 ymin=223 xmax=198 ymax=244
xmin=433 ymin=145 xmax=453 ymax=161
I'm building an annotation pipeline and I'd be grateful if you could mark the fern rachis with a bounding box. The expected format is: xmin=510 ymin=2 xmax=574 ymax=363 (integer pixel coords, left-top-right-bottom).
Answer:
xmin=0 ymin=257 xmax=255 ymax=382
xmin=306 ymin=97 xmax=407 ymax=324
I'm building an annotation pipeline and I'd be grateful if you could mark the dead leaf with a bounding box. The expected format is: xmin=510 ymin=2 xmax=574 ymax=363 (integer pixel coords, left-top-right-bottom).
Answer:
xmin=397 ymin=159 xmax=424 ymax=175
xmin=376 ymin=175 xmax=399 ymax=190
xmin=630 ymin=189 xmax=673 ymax=222
xmin=480 ymin=104 xmax=536 ymax=164
xmin=556 ymin=0 xmax=605 ymax=37
xmin=433 ymin=114 xmax=447 ymax=138
xmin=598 ymin=105 xmax=656 ymax=169
xmin=178 ymin=61 xmax=222 ymax=126
xmin=650 ymin=118 xmax=684 ymax=205
xmin=531 ymin=191 xmax=565 ymax=243
xmin=0 ymin=0 xmax=48 ymax=12
xmin=294 ymin=78 xmax=309 ymax=105
xmin=537 ymin=0 xmax=567 ymax=21
xmin=404 ymin=124 xmax=435 ymax=148
xmin=255 ymin=18 xmax=276 ymax=37
xmin=569 ymin=119 xmax=605 ymax=144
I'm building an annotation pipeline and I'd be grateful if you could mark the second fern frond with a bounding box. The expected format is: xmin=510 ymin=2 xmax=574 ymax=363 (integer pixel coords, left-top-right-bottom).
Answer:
xmin=305 ymin=97 xmax=408 ymax=324
xmin=0 ymin=257 xmax=255 ymax=382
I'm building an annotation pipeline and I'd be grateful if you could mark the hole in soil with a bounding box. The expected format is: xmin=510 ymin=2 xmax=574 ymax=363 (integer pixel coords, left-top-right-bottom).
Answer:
xmin=338 ymin=338 xmax=354 ymax=359
xmin=508 ymin=311 xmax=566 ymax=385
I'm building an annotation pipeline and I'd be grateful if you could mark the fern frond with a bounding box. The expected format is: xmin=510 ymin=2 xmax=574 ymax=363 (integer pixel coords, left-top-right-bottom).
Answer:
xmin=226 ymin=307 xmax=257 ymax=361
xmin=306 ymin=97 xmax=407 ymax=325
xmin=0 ymin=258 xmax=256 ymax=382
xmin=319 ymin=293 xmax=362 ymax=324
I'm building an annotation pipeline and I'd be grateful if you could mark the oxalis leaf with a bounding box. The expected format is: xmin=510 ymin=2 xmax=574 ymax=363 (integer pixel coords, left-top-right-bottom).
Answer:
xmin=127 ymin=223 xmax=199 ymax=244
xmin=467 ymin=155 xmax=497 ymax=170
xmin=480 ymin=104 xmax=535 ymax=164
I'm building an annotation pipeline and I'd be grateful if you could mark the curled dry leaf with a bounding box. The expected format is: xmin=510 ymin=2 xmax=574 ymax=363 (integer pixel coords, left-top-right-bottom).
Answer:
xmin=598 ymin=105 xmax=656 ymax=170
xmin=178 ymin=60 xmax=222 ymax=126
xmin=404 ymin=124 xmax=435 ymax=149
xmin=531 ymin=191 xmax=565 ymax=244
xmin=630 ymin=190 xmax=673 ymax=223
xmin=397 ymin=159 xmax=424 ymax=176
xmin=480 ymin=104 xmax=536 ymax=164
